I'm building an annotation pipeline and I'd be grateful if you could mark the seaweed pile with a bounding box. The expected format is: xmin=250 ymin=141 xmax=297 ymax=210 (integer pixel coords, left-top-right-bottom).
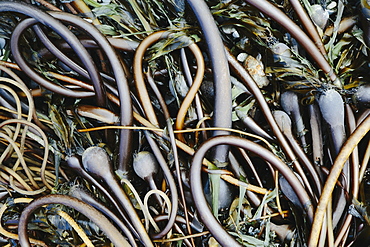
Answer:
xmin=0 ymin=0 xmax=369 ymax=246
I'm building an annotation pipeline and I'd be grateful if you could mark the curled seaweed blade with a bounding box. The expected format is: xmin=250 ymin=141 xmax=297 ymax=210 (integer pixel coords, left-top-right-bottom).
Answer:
xmin=48 ymin=103 xmax=75 ymax=155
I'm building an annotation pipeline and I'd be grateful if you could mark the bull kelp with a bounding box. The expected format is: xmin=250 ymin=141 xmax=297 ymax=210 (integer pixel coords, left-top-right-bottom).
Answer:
xmin=0 ymin=0 xmax=369 ymax=246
